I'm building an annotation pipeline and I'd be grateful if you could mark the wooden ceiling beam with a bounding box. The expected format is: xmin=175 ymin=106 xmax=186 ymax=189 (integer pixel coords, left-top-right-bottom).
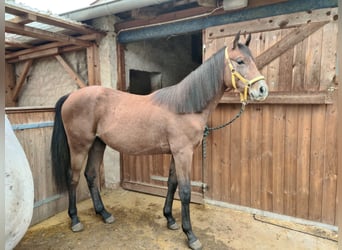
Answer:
xmin=8 ymin=13 xmax=37 ymax=25
xmin=6 ymin=45 xmax=85 ymax=63
xmin=5 ymin=39 xmax=33 ymax=49
xmin=5 ymin=33 xmax=100 ymax=60
xmin=5 ymin=21 xmax=92 ymax=47
xmin=5 ymin=3 xmax=99 ymax=35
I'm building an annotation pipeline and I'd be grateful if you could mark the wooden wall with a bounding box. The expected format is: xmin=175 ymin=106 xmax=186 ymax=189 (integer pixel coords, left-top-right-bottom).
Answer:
xmin=122 ymin=8 xmax=338 ymax=226
xmin=6 ymin=108 xmax=90 ymax=225
xmin=203 ymin=8 xmax=338 ymax=225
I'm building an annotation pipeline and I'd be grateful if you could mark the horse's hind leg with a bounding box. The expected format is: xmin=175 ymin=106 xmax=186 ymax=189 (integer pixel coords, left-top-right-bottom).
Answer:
xmin=68 ymin=150 xmax=88 ymax=232
xmin=85 ymin=137 xmax=114 ymax=224
xmin=163 ymin=156 xmax=180 ymax=230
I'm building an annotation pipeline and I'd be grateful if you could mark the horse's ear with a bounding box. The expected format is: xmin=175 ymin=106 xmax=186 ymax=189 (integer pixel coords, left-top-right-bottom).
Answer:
xmin=245 ymin=33 xmax=251 ymax=47
xmin=232 ymin=31 xmax=241 ymax=50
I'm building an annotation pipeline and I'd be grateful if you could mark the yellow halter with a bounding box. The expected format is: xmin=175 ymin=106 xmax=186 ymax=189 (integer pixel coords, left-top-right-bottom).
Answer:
xmin=225 ymin=47 xmax=265 ymax=103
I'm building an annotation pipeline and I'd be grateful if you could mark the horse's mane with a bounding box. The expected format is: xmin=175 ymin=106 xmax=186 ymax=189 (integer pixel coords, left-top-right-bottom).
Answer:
xmin=151 ymin=47 xmax=226 ymax=114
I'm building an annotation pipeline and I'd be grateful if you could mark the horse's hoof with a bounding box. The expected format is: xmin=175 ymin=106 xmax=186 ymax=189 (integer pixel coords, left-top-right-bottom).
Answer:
xmin=71 ymin=222 xmax=84 ymax=232
xmin=104 ymin=214 xmax=115 ymax=224
xmin=167 ymin=222 xmax=179 ymax=230
xmin=189 ymin=239 xmax=202 ymax=250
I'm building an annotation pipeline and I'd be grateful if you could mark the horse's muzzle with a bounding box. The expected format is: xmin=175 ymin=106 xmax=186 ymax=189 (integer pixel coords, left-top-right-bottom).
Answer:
xmin=249 ymin=80 xmax=269 ymax=101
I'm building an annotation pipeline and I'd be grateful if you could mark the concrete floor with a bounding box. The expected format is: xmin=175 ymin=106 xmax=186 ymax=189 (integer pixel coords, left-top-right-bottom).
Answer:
xmin=16 ymin=188 xmax=337 ymax=250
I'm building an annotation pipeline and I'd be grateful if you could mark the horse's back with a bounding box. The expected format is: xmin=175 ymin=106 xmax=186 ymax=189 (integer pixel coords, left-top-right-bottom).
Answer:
xmin=61 ymin=85 xmax=204 ymax=155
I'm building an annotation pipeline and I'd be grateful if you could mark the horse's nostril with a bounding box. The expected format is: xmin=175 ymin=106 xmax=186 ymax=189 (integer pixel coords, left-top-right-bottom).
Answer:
xmin=260 ymin=86 xmax=266 ymax=94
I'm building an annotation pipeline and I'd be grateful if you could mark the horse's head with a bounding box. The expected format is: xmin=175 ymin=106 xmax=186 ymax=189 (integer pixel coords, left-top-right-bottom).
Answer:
xmin=224 ymin=31 xmax=268 ymax=103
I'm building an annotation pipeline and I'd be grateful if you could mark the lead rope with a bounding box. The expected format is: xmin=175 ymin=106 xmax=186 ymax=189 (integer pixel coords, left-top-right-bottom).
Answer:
xmin=202 ymin=101 xmax=246 ymax=159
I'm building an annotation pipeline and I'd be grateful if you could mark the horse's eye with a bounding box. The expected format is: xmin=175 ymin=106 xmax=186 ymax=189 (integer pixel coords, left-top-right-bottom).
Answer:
xmin=236 ymin=59 xmax=244 ymax=65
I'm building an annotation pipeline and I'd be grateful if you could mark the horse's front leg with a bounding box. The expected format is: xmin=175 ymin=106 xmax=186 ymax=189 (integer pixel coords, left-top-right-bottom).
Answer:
xmin=163 ymin=156 xmax=179 ymax=230
xmin=174 ymin=150 xmax=202 ymax=250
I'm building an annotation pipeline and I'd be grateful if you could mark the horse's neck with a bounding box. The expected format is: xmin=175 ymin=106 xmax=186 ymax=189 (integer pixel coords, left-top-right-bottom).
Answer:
xmin=201 ymin=84 xmax=227 ymax=122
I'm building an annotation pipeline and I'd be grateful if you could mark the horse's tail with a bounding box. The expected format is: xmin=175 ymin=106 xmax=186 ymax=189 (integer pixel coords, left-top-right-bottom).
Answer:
xmin=51 ymin=94 xmax=70 ymax=193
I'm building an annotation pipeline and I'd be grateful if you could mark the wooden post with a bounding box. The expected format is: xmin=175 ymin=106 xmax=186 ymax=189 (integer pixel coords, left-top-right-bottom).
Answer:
xmin=87 ymin=43 xmax=101 ymax=85
xmin=116 ymin=43 xmax=126 ymax=91
xmin=337 ymin=3 xmax=342 ymax=248
xmin=5 ymin=62 xmax=16 ymax=107
xmin=86 ymin=45 xmax=95 ymax=85
xmin=12 ymin=59 xmax=32 ymax=102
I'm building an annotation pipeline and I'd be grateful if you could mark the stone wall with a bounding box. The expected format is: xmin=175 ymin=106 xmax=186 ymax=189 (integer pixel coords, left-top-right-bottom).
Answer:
xmin=125 ymin=35 xmax=199 ymax=90
xmin=16 ymin=51 xmax=86 ymax=107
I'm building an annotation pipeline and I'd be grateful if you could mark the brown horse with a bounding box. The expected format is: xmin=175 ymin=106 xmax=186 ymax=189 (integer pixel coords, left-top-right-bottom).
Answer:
xmin=51 ymin=32 xmax=268 ymax=250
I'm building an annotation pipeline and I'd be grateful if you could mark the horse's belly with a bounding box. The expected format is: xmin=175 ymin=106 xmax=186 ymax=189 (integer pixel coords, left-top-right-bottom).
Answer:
xmin=99 ymin=122 xmax=170 ymax=155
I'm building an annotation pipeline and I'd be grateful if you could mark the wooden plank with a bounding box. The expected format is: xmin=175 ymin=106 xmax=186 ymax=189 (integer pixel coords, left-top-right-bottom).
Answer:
xmin=205 ymin=8 xmax=337 ymax=40
xmin=255 ymin=21 xmax=328 ymax=69
xmin=8 ymin=13 xmax=37 ymax=24
xmin=278 ymin=29 xmax=294 ymax=91
xmin=135 ymin=156 xmax=142 ymax=183
xmin=296 ymin=105 xmax=311 ymax=219
xmin=304 ymin=27 xmax=323 ymax=91
xmin=116 ymin=43 xmax=126 ymax=91
xmin=219 ymin=91 xmax=333 ymax=104
xmin=221 ymin=106 xmax=231 ymax=202
xmin=7 ymin=45 xmax=86 ymax=63
xmin=55 ymin=55 xmax=87 ymax=88
xmin=5 ymin=3 xmax=98 ymax=35
xmin=250 ymin=105 xmax=262 ymax=209
xmin=283 ymin=105 xmax=298 ymax=217
xmin=5 ymin=21 xmax=92 ymax=47
xmin=320 ymin=22 xmax=338 ymax=91
xmin=265 ymin=29 xmax=280 ymax=91
xmin=6 ymin=33 xmax=100 ymax=60
xmin=86 ymin=43 xmax=101 ymax=86
xmin=210 ymin=106 xmax=224 ymax=200
xmin=321 ymin=103 xmax=338 ymax=225
xmin=272 ymin=106 xmax=285 ymax=214
xmin=228 ymin=105 xmax=242 ymax=204
xmin=5 ymin=62 xmax=16 ymax=107
xmin=5 ymin=39 xmax=33 ymax=49
xmin=5 ymin=106 xmax=55 ymax=113
xmin=18 ymin=47 xmax=59 ymax=61
xmin=93 ymin=44 xmax=101 ymax=85
xmin=308 ymin=105 xmax=325 ymax=221
xmin=12 ymin=59 xmax=33 ymax=101
xmin=292 ymin=39 xmax=306 ymax=91
xmin=239 ymin=108 xmax=251 ymax=207
xmin=87 ymin=45 xmax=95 ymax=85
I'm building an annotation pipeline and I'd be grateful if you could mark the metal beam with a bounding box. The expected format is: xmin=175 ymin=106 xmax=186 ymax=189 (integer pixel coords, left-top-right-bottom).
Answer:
xmin=118 ymin=0 xmax=338 ymax=43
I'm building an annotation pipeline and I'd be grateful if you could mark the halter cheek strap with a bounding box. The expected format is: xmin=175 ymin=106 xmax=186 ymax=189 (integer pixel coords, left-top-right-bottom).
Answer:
xmin=225 ymin=47 xmax=265 ymax=103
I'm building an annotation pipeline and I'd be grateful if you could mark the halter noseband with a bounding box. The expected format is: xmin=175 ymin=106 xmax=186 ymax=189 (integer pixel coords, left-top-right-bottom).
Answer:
xmin=225 ymin=47 xmax=265 ymax=103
